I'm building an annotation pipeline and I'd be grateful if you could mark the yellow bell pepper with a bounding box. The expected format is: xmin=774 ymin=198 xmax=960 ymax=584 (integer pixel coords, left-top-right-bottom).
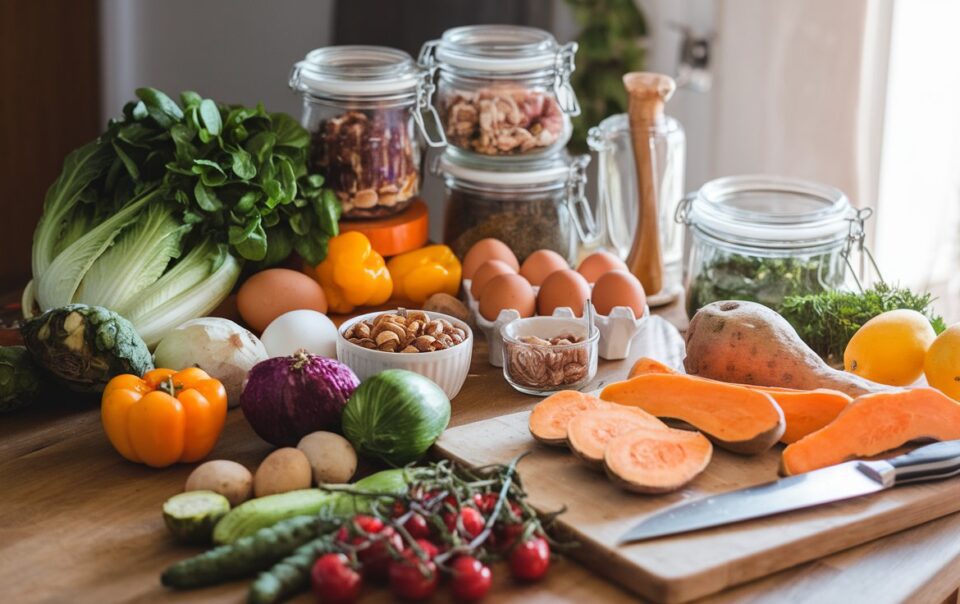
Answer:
xmin=315 ymin=232 xmax=393 ymax=313
xmin=386 ymin=244 xmax=463 ymax=304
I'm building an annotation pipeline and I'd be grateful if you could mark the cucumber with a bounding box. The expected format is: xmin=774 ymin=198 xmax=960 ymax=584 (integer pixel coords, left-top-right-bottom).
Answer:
xmin=213 ymin=489 xmax=336 ymax=545
xmin=163 ymin=491 xmax=231 ymax=544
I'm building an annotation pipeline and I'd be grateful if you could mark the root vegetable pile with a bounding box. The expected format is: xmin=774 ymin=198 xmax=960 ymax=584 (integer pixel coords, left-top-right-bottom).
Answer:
xmin=162 ymin=459 xmax=567 ymax=602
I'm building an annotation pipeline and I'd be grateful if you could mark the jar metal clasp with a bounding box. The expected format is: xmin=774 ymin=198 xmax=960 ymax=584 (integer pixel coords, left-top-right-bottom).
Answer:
xmin=413 ymin=66 xmax=447 ymax=148
xmin=567 ymin=155 xmax=597 ymax=241
xmin=842 ymin=206 xmax=882 ymax=290
xmin=553 ymin=42 xmax=581 ymax=117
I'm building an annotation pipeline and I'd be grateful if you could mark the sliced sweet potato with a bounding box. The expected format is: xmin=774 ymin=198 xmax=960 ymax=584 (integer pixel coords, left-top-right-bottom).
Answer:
xmin=752 ymin=387 xmax=852 ymax=444
xmin=604 ymin=425 xmax=713 ymax=493
xmin=627 ymin=357 xmax=677 ymax=379
xmin=781 ymin=387 xmax=960 ymax=475
xmin=600 ymin=373 xmax=785 ymax=454
xmin=528 ymin=390 xmax=611 ymax=447
xmin=567 ymin=407 xmax=666 ymax=468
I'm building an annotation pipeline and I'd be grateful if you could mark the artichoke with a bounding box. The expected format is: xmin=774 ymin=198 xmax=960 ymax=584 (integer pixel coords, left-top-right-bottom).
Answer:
xmin=0 ymin=346 xmax=42 ymax=412
xmin=21 ymin=304 xmax=154 ymax=393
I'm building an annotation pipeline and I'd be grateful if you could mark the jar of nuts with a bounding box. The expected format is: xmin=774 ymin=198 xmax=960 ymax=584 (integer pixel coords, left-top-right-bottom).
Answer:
xmin=500 ymin=316 xmax=599 ymax=395
xmin=289 ymin=46 xmax=446 ymax=219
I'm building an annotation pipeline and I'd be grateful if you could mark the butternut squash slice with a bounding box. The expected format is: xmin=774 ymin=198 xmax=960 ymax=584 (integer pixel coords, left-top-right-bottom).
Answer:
xmin=604 ymin=425 xmax=713 ymax=493
xmin=781 ymin=387 xmax=960 ymax=475
xmin=528 ymin=390 xmax=611 ymax=447
xmin=567 ymin=407 xmax=666 ymax=468
xmin=600 ymin=373 xmax=785 ymax=454
xmin=627 ymin=357 xmax=677 ymax=379
xmin=752 ymin=387 xmax=852 ymax=444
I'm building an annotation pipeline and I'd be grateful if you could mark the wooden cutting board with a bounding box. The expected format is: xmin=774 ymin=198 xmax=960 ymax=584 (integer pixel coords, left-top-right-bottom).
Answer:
xmin=434 ymin=411 xmax=960 ymax=603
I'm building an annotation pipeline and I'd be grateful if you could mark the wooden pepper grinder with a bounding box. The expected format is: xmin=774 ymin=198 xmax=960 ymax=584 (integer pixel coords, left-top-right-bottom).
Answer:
xmin=623 ymin=72 xmax=676 ymax=296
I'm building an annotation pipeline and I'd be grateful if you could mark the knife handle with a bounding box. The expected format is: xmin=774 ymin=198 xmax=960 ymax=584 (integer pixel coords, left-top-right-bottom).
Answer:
xmin=888 ymin=440 xmax=960 ymax=484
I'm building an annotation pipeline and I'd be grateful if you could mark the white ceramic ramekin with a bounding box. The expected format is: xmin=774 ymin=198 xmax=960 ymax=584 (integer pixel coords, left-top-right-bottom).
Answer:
xmin=336 ymin=310 xmax=473 ymax=400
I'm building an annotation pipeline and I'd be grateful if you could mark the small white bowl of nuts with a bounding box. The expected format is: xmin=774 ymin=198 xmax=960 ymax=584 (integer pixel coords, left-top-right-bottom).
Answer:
xmin=337 ymin=308 xmax=473 ymax=400
xmin=501 ymin=316 xmax=599 ymax=396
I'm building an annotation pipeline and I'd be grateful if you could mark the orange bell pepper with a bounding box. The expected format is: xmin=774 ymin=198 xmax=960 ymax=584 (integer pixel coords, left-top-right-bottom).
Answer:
xmin=386 ymin=244 xmax=462 ymax=304
xmin=314 ymin=231 xmax=393 ymax=313
xmin=101 ymin=367 xmax=227 ymax=468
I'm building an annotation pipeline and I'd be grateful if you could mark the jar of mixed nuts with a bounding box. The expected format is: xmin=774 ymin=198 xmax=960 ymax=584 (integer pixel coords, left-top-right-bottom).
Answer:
xmin=289 ymin=46 xmax=445 ymax=219
xmin=436 ymin=151 xmax=596 ymax=265
xmin=419 ymin=25 xmax=580 ymax=158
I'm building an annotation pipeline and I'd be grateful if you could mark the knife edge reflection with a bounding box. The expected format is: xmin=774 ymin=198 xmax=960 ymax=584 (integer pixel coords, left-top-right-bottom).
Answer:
xmin=618 ymin=461 xmax=888 ymax=544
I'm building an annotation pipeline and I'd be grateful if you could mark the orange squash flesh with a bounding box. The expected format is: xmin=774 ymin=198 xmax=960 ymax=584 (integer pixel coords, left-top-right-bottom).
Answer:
xmin=528 ymin=390 xmax=611 ymax=447
xmin=567 ymin=407 xmax=666 ymax=468
xmin=600 ymin=373 xmax=785 ymax=454
xmin=753 ymin=387 xmax=852 ymax=444
xmin=627 ymin=357 xmax=677 ymax=379
xmin=604 ymin=425 xmax=713 ymax=493
xmin=781 ymin=387 xmax=960 ymax=475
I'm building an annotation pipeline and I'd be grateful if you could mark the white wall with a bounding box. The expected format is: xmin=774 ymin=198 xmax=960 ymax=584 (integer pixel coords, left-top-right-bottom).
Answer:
xmin=99 ymin=0 xmax=335 ymax=122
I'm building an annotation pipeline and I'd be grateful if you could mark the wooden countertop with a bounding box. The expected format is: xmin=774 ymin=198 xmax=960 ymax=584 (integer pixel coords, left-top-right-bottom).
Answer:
xmin=2 ymin=300 xmax=960 ymax=604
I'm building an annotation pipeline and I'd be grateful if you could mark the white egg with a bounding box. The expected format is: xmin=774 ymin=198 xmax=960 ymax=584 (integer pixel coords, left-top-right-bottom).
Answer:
xmin=261 ymin=310 xmax=339 ymax=358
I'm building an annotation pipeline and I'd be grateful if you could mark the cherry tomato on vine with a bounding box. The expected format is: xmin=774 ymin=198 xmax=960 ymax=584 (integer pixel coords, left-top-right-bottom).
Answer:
xmin=494 ymin=521 xmax=525 ymax=551
xmin=335 ymin=514 xmax=384 ymax=542
xmin=510 ymin=537 xmax=550 ymax=581
xmin=450 ymin=555 xmax=493 ymax=601
xmin=388 ymin=551 xmax=438 ymax=601
xmin=459 ymin=507 xmax=485 ymax=539
xmin=359 ymin=526 xmax=404 ymax=582
xmin=311 ymin=553 xmax=362 ymax=604
xmin=473 ymin=492 xmax=498 ymax=514
xmin=414 ymin=538 xmax=440 ymax=561
xmin=403 ymin=512 xmax=431 ymax=539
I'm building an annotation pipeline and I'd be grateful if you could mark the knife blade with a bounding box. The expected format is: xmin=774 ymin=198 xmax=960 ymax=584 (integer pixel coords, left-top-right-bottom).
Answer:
xmin=619 ymin=439 xmax=960 ymax=544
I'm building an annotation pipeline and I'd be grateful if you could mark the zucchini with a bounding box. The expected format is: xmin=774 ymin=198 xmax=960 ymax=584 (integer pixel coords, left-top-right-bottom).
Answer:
xmin=163 ymin=491 xmax=231 ymax=544
xmin=213 ymin=489 xmax=336 ymax=545
xmin=247 ymin=537 xmax=334 ymax=604
xmin=161 ymin=515 xmax=319 ymax=589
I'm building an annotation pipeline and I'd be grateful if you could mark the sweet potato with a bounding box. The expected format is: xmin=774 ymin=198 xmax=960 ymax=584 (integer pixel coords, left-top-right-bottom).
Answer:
xmin=627 ymin=357 xmax=677 ymax=379
xmin=752 ymin=387 xmax=852 ymax=444
xmin=600 ymin=373 xmax=785 ymax=454
xmin=604 ymin=425 xmax=713 ymax=493
xmin=567 ymin=407 xmax=665 ymax=468
xmin=781 ymin=387 xmax=960 ymax=475
xmin=528 ymin=390 xmax=611 ymax=447
xmin=684 ymin=300 xmax=888 ymax=397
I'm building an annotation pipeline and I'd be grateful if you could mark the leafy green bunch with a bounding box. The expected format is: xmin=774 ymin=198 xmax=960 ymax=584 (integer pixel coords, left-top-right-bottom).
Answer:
xmin=108 ymin=88 xmax=340 ymax=266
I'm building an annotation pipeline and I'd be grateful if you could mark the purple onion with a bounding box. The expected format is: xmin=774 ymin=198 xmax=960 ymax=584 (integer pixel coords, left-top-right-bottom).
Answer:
xmin=240 ymin=350 xmax=360 ymax=446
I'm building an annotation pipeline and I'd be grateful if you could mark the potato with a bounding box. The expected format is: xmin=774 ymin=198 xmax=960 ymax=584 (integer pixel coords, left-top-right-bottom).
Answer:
xmin=254 ymin=448 xmax=312 ymax=498
xmin=297 ymin=431 xmax=358 ymax=484
xmin=185 ymin=460 xmax=253 ymax=507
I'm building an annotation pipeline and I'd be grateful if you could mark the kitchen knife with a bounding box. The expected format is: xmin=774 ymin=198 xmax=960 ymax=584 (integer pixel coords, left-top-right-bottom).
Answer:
xmin=619 ymin=439 xmax=960 ymax=544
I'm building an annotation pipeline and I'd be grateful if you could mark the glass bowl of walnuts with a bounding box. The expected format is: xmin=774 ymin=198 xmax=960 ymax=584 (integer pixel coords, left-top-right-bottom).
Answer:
xmin=500 ymin=316 xmax=599 ymax=395
xmin=336 ymin=308 xmax=473 ymax=399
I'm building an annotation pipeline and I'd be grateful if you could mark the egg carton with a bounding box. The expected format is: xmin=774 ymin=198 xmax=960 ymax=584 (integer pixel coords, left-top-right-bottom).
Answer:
xmin=463 ymin=278 xmax=651 ymax=365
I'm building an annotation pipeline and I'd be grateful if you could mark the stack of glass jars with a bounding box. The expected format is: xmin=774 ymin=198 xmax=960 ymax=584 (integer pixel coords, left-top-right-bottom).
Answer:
xmin=420 ymin=25 xmax=595 ymax=264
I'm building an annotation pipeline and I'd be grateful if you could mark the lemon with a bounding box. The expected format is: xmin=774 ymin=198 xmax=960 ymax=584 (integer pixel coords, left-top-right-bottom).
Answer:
xmin=844 ymin=309 xmax=936 ymax=386
xmin=925 ymin=324 xmax=960 ymax=400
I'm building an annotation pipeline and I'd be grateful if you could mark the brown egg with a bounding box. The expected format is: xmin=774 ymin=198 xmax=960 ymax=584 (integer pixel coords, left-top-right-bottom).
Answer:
xmin=519 ymin=249 xmax=569 ymax=286
xmin=478 ymin=274 xmax=536 ymax=321
xmin=577 ymin=251 xmax=629 ymax=283
xmin=470 ymin=259 xmax=517 ymax=299
xmin=462 ymin=238 xmax=519 ymax=279
xmin=537 ymin=269 xmax=592 ymax=317
xmin=237 ymin=269 xmax=328 ymax=333
xmin=593 ymin=270 xmax=647 ymax=318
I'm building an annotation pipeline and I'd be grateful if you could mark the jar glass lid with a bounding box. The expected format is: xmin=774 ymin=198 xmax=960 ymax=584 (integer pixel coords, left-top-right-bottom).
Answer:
xmin=438 ymin=149 xmax=584 ymax=189
xmin=290 ymin=46 xmax=420 ymax=98
xmin=433 ymin=25 xmax=561 ymax=73
xmin=687 ymin=175 xmax=852 ymax=247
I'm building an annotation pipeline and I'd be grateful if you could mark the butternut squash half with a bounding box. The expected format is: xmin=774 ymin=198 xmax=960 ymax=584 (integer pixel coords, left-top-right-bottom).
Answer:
xmin=566 ymin=406 xmax=665 ymax=468
xmin=781 ymin=387 xmax=960 ymax=475
xmin=604 ymin=426 xmax=713 ymax=493
xmin=627 ymin=357 xmax=677 ymax=379
xmin=600 ymin=373 xmax=785 ymax=454
xmin=528 ymin=390 xmax=611 ymax=447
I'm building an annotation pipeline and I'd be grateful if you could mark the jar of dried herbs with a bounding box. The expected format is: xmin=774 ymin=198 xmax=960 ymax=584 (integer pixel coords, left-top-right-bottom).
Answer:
xmin=436 ymin=151 xmax=596 ymax=264
xmin=679 ymin=175 xmax=867 ymax=318
xmin=289 ymin=46 xmax=445 ymax=219
xmin=419 ymin=25 xmax=579 ymax=158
